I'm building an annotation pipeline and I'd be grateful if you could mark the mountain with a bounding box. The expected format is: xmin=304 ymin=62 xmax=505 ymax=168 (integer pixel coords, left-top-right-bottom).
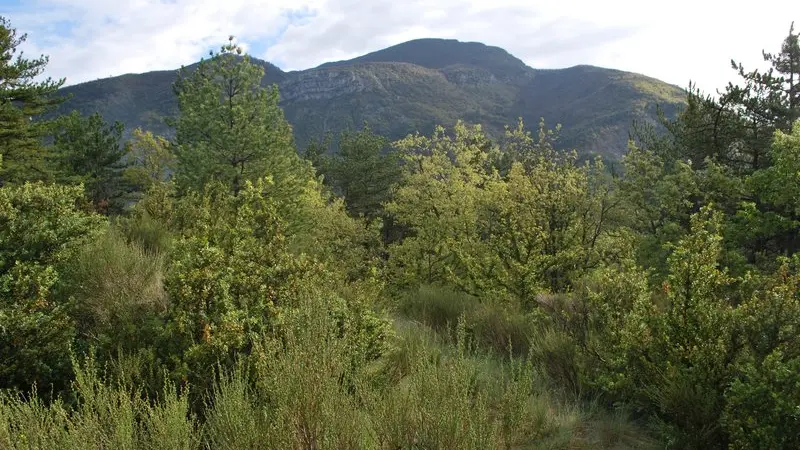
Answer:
xmin=55 ymin=38 xmax=687 ymax=158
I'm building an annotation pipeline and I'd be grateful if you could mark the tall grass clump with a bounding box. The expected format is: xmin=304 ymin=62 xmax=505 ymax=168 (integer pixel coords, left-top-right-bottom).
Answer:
xmin=202 ymin=290 xmax=374 ymax=449
xmin=0 ymin=355 xmax=196 ymax=450
xmin=0 ymin=304 xmax=654 ymax=449
xmin=62 ymin=226 xmax=167 ymax=344
xmin=397 ymin=284 xmax=536 ymax=357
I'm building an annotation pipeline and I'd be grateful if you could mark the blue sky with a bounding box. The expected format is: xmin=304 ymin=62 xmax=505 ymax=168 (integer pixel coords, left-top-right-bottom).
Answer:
xmin=1 ymin=0 xmax=798 ymax=93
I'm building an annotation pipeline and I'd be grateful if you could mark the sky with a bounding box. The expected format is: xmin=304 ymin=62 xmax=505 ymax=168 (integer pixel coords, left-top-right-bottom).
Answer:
xmin=1 ymin=0 xmax=798 ymax=93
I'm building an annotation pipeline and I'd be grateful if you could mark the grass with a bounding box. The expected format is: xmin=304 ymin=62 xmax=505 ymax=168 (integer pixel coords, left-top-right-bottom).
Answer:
xmin=60 ymin=226 xmax=167 ymax=344
xmin=397 ymin=284 xmax=536 ymax=356
xmin=0 ymin=290 xmax=657 ymax=449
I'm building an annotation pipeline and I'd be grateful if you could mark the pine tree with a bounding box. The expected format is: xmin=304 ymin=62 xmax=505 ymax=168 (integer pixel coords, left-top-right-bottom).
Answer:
xmin=324 ymin=124 xmax=401 ymax=221
xmin=171 ymin=36 xmax=305 ymax=196
xmin=652 ymin=24 xmax=800 ymax=174
xmin=51 ymin=111 xmax=127 ymax=212
xmin=0 ymin=16 xmax=65 ymax=184
xmin=758 ymin=21 xmax=800 ymax=130
xmin=721 ymin=22 xmax=800 ymax=170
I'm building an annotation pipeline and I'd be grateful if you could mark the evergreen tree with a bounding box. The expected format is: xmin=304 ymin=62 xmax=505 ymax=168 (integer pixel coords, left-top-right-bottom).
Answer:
xmin=51 ymin=111 xmax=127 ymax=212
xmin=0 ymin=16 xmax=65 ymax=184
xmin=649 ymin=24 xmax=799 ymax=174
xmin=302 ymin=130 xmax=332 ymax=175
xmin=324 ymin=124 xmax=402 ymax=221
xmin=731 ymin=22 xmax=800 ymax=134
xmin=171 ymin=36 xmax=305 ymax=196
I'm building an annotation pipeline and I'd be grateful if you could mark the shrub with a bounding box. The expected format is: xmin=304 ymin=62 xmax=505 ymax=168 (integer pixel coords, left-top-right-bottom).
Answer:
xmin=722 ymin=351 xmax=800 ymax=450
xmin=0 ymin=182 xmax=105 ymax=396
xmin=721 ymin=256 xmax=800 ymax=449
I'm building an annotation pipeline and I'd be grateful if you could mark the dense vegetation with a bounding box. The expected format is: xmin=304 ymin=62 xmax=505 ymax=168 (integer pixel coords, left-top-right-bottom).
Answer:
xmin=1 ymin=16 xmax=799 ymax=449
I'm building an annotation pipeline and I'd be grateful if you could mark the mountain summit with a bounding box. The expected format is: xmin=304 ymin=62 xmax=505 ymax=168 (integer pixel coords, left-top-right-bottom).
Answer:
xmin=318 ymin=38 xmax=531 ymax=77
xmin=56 ymin=38 xmax=686 ymax=156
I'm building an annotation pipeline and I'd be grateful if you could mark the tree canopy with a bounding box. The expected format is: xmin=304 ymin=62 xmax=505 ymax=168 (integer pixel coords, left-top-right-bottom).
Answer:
xmin=0 ymin=16 xmax=65 ymax=184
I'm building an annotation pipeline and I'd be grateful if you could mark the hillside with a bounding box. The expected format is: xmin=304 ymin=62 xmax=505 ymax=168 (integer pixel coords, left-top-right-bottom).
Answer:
xmin=55 ymin=38 xmax=687 ymax=157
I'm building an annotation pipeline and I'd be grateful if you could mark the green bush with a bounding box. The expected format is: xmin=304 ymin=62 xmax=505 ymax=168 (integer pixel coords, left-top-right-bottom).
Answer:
xmin=722 ymin=351 xmax=800 ymax=450
xmin=721 ymin=257 xmax=800 ymax=449
xmin=200 ymin=289 xmax=384 ymax=449
xmin=0 ymin=182 xmax=106 ymax=396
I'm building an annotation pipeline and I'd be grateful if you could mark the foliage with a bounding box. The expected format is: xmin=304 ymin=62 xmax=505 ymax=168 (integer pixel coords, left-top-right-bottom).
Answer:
xmin=557 ymin=259 xmax=654 ymax=401
xmin=483 ymin=119 xmax=619 ymax=299
xmin=387 ymin=119 xmax=620 ymax=305
xmin=0 ymin=182 xmax=105 ymax=396
xmin=723 ymin=352 xmax=800 ymax=450
xmin=721 ymin=256 xmax=800 ymax=449
xmin=162 ymin=179 xmax=390 ymax=397
xmin=0 ymin=354 xmax=197 ymax=450
xmin=59 ymin=228 xmax=167 ymax=361
xmin=317 ymin=124 xmax=402 ymax=223
xmin=122 ymin=128 xmax=175 ymax=193
xmin=51 ymin=111 xmax=128 ymax=212
xmin=162 ymin=180 xmax=310 ymax=388
xmin=397 ymin=285 xmax=535 ymax=356
xmin=0 ymin=313 xmax=655 ymax=450
xmin=641 ymin=206 xmax=736 ymax=448
xmin=386 ymin=121 xmax=493 ymax=293
xmin=637 ymin=24 xmax=800 ymax=273
xmin=745 ymin=122 xmax=800 ymax=258
xmin=171 ymin=37 xmax=307 ymax=196
xmin=0 ymin=16 xmax=65 ymax=184
xmin=616 ymin=142 xmax=698 ymax=281
xmin=4 ymin=28 xmax=800 ymax=450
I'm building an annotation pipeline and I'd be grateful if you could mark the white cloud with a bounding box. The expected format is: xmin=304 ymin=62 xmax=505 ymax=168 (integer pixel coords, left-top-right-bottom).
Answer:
xmin=4 ymin=0 xmax=798 ymax=93
xmin=7 ymin=0 xmax=309 ymax=84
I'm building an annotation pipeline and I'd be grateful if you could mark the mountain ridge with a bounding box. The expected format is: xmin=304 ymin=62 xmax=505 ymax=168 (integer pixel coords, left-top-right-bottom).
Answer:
xmin=55 ymin=38 xmax=687 ymax=157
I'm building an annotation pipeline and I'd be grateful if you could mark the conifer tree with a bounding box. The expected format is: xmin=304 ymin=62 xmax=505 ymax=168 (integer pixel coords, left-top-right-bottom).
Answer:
xmin=171 ymin=36 xmax=306 ymax=197
xmin=51 ymin=111 xmax=127 ymax=212
xmin=720 ymin=22 xmax=800 ymax=170
xmin=0 ymin=16 xmax=65 ymax=184
xmin=324 ymin=124 xmax=401 ymax=221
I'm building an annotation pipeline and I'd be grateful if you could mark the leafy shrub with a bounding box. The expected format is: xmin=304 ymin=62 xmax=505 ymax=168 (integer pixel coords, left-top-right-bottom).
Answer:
xmin=0 ymin=182 xmax=105 ymax=396
xmin=721 ymin=256 xmax=800 ymax=449
xmin=722 ymin=351 xmax=800 ymax=450
xmin=556 ymin=262 xmax=655 ymax=402
xmin=162 ymin=180 xmax=392 ymax=402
